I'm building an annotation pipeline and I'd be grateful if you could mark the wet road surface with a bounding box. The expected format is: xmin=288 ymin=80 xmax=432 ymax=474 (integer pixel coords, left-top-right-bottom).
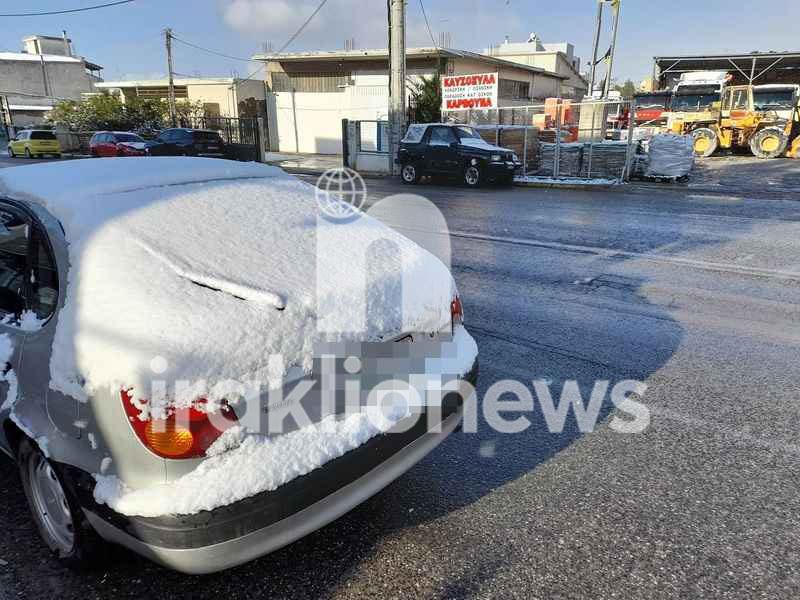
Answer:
xmin=2 ymin=161 xmax=800 ymax=598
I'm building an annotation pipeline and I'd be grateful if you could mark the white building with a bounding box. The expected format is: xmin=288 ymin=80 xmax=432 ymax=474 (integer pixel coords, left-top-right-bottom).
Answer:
xmin=0 ymin=34 xmax=103 ymax=127
xmin=93 ymin=77 xmax=267 ymax=119
xmin=253 ymin=46 xmax=567 ymax=154
xmin=485 ymin=34 xmax=588 ymax=100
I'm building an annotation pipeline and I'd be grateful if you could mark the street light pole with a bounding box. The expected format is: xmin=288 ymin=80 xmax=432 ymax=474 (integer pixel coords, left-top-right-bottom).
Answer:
xmin=165 ymin=27 xmax=177 ymax=127
xmin=388 ymin=0 xmax=406 ymax=176
xmin=589 ymin=0 xmax=604 ymax=96
xmin=602 ymin=0 xmax=622 ymax=99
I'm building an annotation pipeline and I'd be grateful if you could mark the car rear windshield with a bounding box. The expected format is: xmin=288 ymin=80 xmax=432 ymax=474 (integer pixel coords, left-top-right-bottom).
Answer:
xmin=30 ymin=131 xmax=57 ymax=140
xmin=454 ymin=126 xmax=482 ymax=140
xmin=193 ymin=131 xmax=222 ymax=142
xmin=116 ymin=133 xmax=143 ymax=142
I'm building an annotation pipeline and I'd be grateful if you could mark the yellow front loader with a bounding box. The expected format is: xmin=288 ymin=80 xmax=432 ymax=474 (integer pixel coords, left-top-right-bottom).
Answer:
xmin=688 ymin=85 xmax=800 ymax=159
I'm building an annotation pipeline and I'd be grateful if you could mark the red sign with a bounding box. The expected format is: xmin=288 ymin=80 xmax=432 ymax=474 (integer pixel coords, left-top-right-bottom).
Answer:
xmin=441 ymin=72 xmax=498 ymax=111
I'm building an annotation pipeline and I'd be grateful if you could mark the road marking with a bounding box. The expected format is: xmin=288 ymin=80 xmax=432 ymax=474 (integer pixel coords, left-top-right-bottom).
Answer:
xmin=396 ymin=225 xmax=800 ymax=284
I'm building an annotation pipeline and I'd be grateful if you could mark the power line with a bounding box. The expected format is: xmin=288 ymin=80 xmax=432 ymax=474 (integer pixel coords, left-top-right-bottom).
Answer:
xmin=170 ymin=34 xmax=254 ymax=63
xmin=275 ymin=0 xmax=329 ymax=55
xmin=0 ymin=0 xmax=136 ymax=17
xmin=418 ymin=0 xmax=438 ymax=48
xmin=238 ymin=0 xmax=329 ymax=83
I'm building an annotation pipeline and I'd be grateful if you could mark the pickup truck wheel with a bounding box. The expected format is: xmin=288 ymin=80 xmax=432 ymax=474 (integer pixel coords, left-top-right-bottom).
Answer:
xmin=464 ymin=164 xmax=482 ymax=187
xmin=401 ymin=163 xmax=421 ymax=184
xmin=17 ymin=438 xmax=107 ymax=569
xmin=750 ymin=127 xmax=789 ymax=159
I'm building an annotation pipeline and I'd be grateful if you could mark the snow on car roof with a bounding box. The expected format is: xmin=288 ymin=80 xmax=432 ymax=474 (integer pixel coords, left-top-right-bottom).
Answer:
xmin=0 ymin=158 xmax=454 ymax=417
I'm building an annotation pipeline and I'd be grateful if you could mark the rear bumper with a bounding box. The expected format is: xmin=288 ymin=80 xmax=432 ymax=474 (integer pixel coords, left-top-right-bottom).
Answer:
xmin=80 ymin=362 xmax=477 ymax=574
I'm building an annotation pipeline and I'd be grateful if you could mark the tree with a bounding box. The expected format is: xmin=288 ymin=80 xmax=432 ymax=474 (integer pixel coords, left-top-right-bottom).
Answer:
xmin=47 ymin=93 xmax=205 ymax=131
xmin=613 ymin=79 xmax=637 ymax=99
xmin=408 ymin=73 xmax=442 ymax=123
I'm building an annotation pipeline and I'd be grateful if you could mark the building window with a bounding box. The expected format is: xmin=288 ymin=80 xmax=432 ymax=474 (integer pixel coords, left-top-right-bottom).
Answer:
xmin=270 ymin=72 xmax=352 ymax=93
xmin=498 ymin=79 xmax=530 ymax=100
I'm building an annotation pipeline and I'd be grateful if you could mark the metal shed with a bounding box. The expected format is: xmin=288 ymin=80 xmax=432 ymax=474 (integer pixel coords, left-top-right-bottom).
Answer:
xmin=653 ymin=51 xmax=800 ymax=89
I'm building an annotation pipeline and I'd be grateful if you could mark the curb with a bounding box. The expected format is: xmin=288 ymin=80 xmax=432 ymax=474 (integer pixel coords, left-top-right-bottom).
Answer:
xmin=512 ymin=180 xmax=621 ymax=191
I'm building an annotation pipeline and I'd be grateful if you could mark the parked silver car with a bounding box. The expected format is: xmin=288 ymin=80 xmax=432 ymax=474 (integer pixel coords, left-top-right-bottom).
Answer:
xmin=0 ymin=158 xmax=478 ymax=574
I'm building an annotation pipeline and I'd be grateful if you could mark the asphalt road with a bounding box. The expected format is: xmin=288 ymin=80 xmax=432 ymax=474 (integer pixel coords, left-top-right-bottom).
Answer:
xmin=2 ymin=156 xmax=800 ymax=598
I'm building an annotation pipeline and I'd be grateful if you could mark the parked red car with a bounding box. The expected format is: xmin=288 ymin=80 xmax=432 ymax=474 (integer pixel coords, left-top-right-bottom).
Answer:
xmin=89 ymin=131 xmax=149 ymax=157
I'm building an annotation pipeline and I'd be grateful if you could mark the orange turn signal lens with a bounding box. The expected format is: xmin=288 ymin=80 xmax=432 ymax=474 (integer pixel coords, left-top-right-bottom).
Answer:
xmin=144 ymin=420 xmax=194 ymax=457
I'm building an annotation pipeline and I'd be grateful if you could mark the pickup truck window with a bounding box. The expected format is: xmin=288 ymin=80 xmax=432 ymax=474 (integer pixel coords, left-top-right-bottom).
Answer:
xmin=403 ymin=125 xmax=426 ymax=143
xmin=429 ymin=127 xmax=457 ymax=146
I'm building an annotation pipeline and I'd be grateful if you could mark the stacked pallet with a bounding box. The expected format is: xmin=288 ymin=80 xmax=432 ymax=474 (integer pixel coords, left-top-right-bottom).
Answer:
xmin=498 ymin=128 xmax=540 ymax=174
xmin=578 ymin=141 xmax=629 ymax=178
xmin=537 ymin=142 xmax=584 ymax=177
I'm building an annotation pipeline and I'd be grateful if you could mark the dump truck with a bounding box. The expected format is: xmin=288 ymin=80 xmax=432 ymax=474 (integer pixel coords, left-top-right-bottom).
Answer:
xmin=690 ymin=84 xmax=800 ymax=158
xmin=665 ymin=71 xmax=730 ymax=140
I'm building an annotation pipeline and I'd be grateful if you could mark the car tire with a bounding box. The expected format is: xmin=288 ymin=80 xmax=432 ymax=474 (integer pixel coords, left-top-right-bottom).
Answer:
xmin=24 ymin=148 xmax=32 ymax=159
xmin=463 ymin=163 xmax=482 ymax=188
xmin=750 ymin=127 xmax=789 ymax=159
xmin=17 ymin=438 xmax=107 ymax=570
xmin=401 ymin=163 xmax=421 ymax=184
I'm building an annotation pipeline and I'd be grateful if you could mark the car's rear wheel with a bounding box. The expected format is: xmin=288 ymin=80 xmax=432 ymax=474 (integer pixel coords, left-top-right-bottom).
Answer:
xmin=401 ymin=163 xmax=421 ymax=184
xmin=464 ymin=164 xmax=482 ymax=188
xmin=17 ymin=438 xmax=106 ymax=569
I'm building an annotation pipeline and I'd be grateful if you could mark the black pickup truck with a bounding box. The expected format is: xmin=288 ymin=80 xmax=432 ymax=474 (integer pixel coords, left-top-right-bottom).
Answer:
xmin=396 ymin=123 xmax=521 ymax=187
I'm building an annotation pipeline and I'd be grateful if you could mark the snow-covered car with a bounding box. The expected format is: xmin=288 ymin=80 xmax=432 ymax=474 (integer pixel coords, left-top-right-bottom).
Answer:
xmin=0 ymin=158 xmax=478 ymax=574
xmin=397 ymin=123 xmax=521 ymax=187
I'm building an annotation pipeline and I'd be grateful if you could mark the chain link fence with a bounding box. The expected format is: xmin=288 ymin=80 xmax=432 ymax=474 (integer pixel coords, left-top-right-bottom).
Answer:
xmin=442 ymin=99 xmax=638 ymax=182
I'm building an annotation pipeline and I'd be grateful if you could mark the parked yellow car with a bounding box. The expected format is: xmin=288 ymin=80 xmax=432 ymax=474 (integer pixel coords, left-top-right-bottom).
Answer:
xmin=8 ymin=130 xmax=61 ymax=159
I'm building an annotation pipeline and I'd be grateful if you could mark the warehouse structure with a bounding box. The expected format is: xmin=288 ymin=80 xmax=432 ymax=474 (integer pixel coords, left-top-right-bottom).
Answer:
xmin=653 ymin=51 xmax=800 ymax=89
xmin=253 ymin=46 xmax=567 ymax=154
xmin=94 ymin=77 xmax=267 ymax=119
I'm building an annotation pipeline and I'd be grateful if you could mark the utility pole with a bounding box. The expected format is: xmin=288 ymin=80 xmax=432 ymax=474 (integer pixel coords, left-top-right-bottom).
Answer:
xmin=589 ymin=0 xmax=604 ymax=96
xmin=602 ymin=0 xmax=622 ymax=99
xmin=387 ymin=0 xmax=406 ymax=176
xmin=165 ymin=28 xmax=177 ymax=127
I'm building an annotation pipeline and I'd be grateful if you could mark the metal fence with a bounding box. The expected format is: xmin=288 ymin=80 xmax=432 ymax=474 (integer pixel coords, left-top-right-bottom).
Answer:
xmin=442 ymin=99 xmax=638 ymax=182
xmin=179 ymin=116 xmax=263 ymax=162
xmin=355 ymin=120 xmax=389 ymax=153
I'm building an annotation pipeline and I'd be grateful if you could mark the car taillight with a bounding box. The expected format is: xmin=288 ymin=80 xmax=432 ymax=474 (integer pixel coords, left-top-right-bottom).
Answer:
xmin=451 ymin=295 xmax=464 ymax=327
xmin=121 ymin=390 xmax=238 ymax=459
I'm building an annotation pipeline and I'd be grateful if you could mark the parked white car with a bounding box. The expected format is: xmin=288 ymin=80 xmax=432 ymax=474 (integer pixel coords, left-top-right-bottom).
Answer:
xmin=0 ymin=158 xmax=478 ymax=573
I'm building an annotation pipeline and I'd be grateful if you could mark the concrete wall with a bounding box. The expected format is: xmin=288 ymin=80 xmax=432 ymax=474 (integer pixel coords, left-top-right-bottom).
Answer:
xmin=0 ymin=57 xmax=98 ymax=126
xmin=268 ymin=85 xmax=388 ymax=154
xmin=483 ymin=51 xmax=585 ymax=99
xmin=0 ymin=58 xmax=95 ymax=101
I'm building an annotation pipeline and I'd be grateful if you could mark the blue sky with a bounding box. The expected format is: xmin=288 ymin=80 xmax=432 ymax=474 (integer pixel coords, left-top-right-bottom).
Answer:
xmin=4 ymin=0 xmax=799 ymax=83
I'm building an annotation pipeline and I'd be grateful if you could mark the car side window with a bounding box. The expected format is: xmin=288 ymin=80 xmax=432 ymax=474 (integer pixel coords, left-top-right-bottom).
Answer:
xmin=0 ymin=208 xmax=29 ymax=318
xmin=428 ymin=127 xmax=457 ymax=146
xmin=30 ymin=227 xmax=58 ymax=319
xmin=158 ymin=131 xmax=171 ymax=142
